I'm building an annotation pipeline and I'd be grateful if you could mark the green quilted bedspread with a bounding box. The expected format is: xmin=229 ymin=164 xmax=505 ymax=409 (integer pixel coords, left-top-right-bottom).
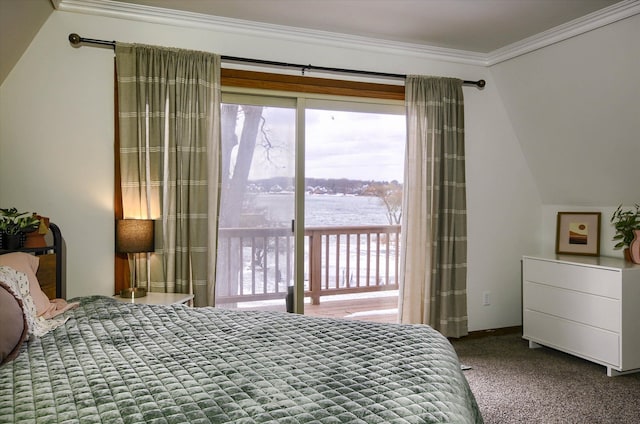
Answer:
xmin=0 ymin=296 xmax=483 ymax=423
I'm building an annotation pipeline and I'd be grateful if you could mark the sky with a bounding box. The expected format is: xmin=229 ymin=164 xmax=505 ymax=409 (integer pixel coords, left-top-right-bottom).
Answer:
xmin=238 ymin=106 xmax=406 ymax=183
xmin=305 ymin=109 xmax=406 ymax=182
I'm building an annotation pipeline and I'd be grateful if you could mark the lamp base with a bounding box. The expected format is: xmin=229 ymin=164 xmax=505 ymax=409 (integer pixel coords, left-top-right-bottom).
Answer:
xmin=120 ymin=287 xmax=147 ymax=298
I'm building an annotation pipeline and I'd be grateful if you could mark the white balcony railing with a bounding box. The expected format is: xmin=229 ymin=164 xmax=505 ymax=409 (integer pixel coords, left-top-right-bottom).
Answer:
xmin=215 ymin=225 xmax=400 ymax=305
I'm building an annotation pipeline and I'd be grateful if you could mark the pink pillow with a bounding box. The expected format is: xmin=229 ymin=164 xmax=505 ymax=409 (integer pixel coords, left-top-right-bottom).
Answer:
xmin=0 ymin=253 xmax=51 ymax=317
xmin=0 ymin=282 xmax=28 ymax=365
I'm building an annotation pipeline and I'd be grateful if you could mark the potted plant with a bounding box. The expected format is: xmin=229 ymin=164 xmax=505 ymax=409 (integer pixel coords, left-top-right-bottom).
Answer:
xmin=23 ymin=214 xmax=50 ymax=248
xmin=610 ymin=204 xmax=640 ymax=262
xmin=0 ymin=208 xmax=41 ymax=249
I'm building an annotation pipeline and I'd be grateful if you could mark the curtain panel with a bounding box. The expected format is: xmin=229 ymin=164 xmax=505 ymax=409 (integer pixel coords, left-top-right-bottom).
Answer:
xmin=115 ymin=43 xmax=221 ymax=306
xmin=399 ymin=76 xmax=468 ymax=338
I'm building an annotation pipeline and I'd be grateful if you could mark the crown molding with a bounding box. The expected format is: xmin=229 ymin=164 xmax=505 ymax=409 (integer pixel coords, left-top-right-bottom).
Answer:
xmin=487 ymin=0 xmax=640 ymax=65
xmin=55 ymin=0 xmax=640 ymax=68
xmin=52 ymin=0 xmax=485 ymax=66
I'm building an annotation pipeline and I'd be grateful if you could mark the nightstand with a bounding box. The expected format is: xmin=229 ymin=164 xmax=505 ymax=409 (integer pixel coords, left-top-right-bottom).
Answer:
xmin=114 ymin=292 xmax=194 ymax=306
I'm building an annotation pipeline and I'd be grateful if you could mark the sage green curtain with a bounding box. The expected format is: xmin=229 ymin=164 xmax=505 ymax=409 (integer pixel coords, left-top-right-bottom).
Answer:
xmin=115 ymin=43 xmax=220 ymax=306
xmin=399 ymin=76 xmax=468 ymax=337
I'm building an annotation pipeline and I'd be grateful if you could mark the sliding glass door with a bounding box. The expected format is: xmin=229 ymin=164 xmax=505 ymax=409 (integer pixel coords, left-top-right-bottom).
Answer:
xmin=303 ymin=100 xmax=405 ymax=323
xmin=215 ymin=91 xmax=405 ymax=322
xmin=215 ymin=94 xmax=296 ymax=312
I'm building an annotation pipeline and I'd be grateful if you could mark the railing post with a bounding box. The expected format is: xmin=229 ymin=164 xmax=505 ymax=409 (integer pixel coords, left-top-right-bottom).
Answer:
xmin=309 ymin=231 xmax=322 ymax=305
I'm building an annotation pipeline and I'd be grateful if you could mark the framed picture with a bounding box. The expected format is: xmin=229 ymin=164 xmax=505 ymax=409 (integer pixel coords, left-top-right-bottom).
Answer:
xmin=555 ymin=212 xmax=601 ymax=256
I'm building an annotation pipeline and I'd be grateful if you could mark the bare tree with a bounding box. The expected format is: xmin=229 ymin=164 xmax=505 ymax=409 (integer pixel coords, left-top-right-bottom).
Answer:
xmin=216 ymin=104 xmax=265 ymax=303
xmin=364 ymin=181 xmax=403 ymax=225
xmin=219 ymin=104 xmax=264 ymax=227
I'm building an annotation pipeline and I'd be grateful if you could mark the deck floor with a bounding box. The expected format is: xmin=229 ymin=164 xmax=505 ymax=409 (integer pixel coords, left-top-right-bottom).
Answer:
xmin=304 ymin=294 xmax=398 ymax=324
xmin=233 ymin=292 xmax=399 ymax=324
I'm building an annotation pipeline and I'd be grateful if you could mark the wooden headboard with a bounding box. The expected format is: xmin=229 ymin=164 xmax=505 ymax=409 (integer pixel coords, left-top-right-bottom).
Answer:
xmin=0 ymin=223 xmax=63 ymax=299
xmin=37 ymin=254 xmax=59 ymax=299
xmin=36 ymin=223 xmax=63 ymax=299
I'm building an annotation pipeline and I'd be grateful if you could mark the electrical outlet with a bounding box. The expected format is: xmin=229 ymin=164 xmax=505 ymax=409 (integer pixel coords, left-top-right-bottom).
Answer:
xmin=482 ymin=291 xmax=491 ymax=306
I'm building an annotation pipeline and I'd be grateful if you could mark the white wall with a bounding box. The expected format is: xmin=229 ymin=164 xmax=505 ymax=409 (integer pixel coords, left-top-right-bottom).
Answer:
xmin=0 ymin=10 xmax=537 ymax=331
xmin=465 ymin=73 xmax=541 ymax=331
xmin=488 ymin=14 xmax=639 ymax=299
xmin=490 ymin=13 xmax=640 ymax=207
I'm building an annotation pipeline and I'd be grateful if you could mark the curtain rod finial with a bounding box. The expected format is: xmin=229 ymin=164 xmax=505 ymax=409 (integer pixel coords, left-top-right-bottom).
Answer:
xmin=477 ymin=80 xmax=486 ymax=88
xmin=68 ymin=33 xmax=81 ymax=46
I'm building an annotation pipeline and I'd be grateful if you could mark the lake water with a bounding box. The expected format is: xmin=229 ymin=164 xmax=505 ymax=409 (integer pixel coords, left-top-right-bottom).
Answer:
xmin=251 ymin=193 xmax=392 ymax=227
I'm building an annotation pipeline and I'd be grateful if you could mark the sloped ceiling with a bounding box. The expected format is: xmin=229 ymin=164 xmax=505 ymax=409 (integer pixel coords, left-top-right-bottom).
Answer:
xmin=0 ymin=0 xmax=54 ymax=85
xmin=490 ymin=12 xmax=640 ymax=206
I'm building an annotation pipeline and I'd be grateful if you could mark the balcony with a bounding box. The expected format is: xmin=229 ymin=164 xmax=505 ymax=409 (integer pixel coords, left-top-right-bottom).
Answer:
xmin=216 ymin=224 xmax=400 ymax=322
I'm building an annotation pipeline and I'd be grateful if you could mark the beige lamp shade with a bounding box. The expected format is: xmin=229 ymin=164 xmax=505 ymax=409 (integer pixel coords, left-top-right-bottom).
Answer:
xmin=115 ymin=219 xmax=154 ymax=253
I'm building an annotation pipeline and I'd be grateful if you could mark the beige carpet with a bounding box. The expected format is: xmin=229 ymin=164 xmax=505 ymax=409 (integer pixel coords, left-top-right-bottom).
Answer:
xmin=450 ymin=331 xmax=640 ymax=424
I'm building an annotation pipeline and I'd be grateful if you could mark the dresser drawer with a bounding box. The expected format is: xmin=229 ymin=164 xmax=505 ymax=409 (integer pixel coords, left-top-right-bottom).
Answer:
xmin=523 ymin=281 xmax=620 ymax=332
xmin=524 ymin=310 xmax=620 ymax=367
xmin=524 ymin=258 xmax=621 ymax=299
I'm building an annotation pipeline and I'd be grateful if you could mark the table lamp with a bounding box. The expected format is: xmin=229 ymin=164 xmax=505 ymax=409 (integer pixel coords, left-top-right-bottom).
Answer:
xmin=116 ymin=219 xmax=154 ymax=298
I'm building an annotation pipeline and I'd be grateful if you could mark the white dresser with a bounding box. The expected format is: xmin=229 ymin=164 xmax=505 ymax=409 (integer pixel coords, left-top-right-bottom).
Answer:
xmin=522 ymin=254 xmax=640 ymax=376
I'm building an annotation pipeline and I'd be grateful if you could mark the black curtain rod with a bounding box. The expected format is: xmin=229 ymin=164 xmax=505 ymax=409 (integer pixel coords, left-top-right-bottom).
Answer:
xmin=68 ymin=33 xmax=486 ymax=88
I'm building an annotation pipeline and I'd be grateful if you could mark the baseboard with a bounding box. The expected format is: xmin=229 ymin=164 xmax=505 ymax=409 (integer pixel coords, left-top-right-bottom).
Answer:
xmin=452 ymin=326 xmax=522 ymax=340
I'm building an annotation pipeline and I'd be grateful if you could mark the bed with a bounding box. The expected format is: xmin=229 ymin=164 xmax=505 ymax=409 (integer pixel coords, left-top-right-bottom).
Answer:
xmin=0 ymin=226 xmax=483 ymax=423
